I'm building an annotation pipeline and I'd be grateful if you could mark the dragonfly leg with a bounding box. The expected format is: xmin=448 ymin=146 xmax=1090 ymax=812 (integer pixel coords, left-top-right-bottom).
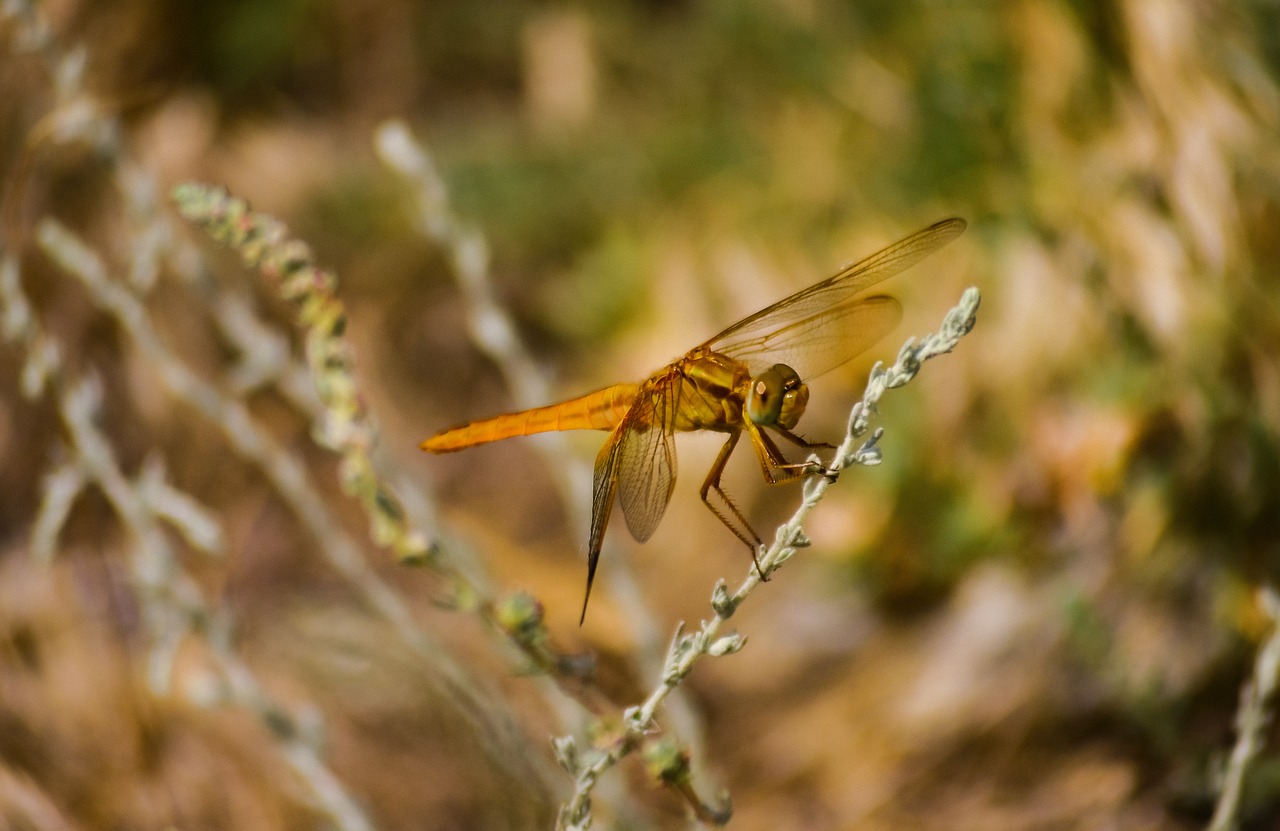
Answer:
xmin=699 ymin=431 xmax=769 ymax=578
xmin=749 ymin=423 xmax=837 ymax=483
xmin=773 ymin=425 xmax=837 ymax=453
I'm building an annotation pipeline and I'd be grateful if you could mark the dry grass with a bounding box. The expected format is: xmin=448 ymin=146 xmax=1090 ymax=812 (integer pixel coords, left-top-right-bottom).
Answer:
xmin=2 ymin=0 xmax=1279 ymax=828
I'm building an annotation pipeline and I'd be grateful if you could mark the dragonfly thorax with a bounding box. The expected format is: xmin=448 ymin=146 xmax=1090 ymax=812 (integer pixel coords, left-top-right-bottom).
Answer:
xmin=745 ymin=363 xmax=809 ymax=429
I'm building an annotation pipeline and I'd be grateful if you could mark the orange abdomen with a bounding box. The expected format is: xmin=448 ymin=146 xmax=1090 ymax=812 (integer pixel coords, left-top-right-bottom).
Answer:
xmin=420 ymin=382 xmax=639 ymax=453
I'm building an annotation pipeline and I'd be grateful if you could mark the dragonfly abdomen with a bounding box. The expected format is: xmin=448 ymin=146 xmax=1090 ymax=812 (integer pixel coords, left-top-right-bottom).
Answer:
xmin=421 ymin=382 xmax=639 ymax=452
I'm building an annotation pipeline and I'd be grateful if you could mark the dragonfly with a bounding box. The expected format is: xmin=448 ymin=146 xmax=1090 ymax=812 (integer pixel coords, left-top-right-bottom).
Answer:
xmin=422 ymin=218 xmax=966 ymax=622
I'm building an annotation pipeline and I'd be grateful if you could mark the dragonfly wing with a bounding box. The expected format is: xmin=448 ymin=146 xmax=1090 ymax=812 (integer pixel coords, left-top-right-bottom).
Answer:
xmin=584 ymin=425 xmax=624 ymax=623
xmin=614 ymin=376 xmax=679 ymax=543
xmin=714 ymin=294 xmax=902 ymax=381
xmin=581 ymin=375 xmax=678 ymax=623
xmin=707 ymin=218 xmax=964 ymax=379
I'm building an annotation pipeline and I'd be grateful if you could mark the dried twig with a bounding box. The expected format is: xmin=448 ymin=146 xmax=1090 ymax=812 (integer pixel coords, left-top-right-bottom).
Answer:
xmin=2 ymin=246 xmax=377 ymax=831
xmin=556 ymin=287 xmax=982 ymax=828
xmin=3 ymin=2 xmax=554 ymax=815
xmin=168 ymin=185 xmax=600 ymax=721
xmin=1208 ymin=586 xmax=1280 ymax=831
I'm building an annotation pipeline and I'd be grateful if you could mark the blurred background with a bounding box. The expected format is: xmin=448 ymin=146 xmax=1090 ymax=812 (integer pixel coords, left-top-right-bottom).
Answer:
xmin=2 ymin=0 xmax=1279 ymax=828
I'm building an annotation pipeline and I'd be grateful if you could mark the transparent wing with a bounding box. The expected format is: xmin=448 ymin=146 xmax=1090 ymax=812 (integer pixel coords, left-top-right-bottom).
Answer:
xmin=614 ymin=376 xmax=679 ymax=543
xmin=714 ymin=294 xmax=903 ymax=382
xmin=583 ymin=425 xmax=622 ymax=622
xmin=706 ymin=218 xmax=965 ymax=379
xmin=582 ymin=375 xmax=678 ymax=623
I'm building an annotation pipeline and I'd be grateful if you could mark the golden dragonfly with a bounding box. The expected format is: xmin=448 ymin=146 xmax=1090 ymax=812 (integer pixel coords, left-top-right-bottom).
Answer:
xmin=422 ymin=218 xmax=965 ymax=621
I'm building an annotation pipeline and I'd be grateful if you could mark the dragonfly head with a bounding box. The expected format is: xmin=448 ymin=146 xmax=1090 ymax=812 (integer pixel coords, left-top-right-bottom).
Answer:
xmin=746 ymin=363 xmax=809 ymax=429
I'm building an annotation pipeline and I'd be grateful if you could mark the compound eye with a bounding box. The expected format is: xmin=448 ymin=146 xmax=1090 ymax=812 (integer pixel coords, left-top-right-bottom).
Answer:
xmin=746 ymin=368 xmax=786 ymax=425
xmin=746 ymin=365 xmax=797 ymax=425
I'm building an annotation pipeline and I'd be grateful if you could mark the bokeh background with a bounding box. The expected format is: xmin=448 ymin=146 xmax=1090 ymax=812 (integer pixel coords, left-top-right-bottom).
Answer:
xmin=2 ymin=0 xmax=1279 ymax=828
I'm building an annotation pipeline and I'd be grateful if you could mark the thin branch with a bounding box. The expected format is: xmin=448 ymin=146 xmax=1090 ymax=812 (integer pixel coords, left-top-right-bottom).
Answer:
xmin=1 ymin=247 xmax=377 ymax=831
xmin=36 ymin=216 xmax=555 ymax=796
xmin=58 ymin=378 xmax=374 ymax=831
xmin=1208 ymin=585 xmax=1280 ymax=831
xmin=167 ymin=186 xmax=604 ymax=724
xmin=7 ymin=7 xmax=562 ymax=806
xmin=557 ymin=287 xmax=982 ymax=827
xmin=7 ymin=11 xmax=558 ymax=789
